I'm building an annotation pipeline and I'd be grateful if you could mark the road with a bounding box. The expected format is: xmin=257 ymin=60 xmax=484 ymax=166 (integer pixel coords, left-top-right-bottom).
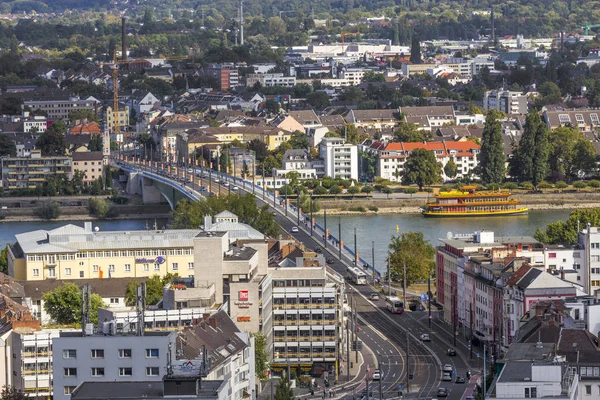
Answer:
xmin=116 ymin=161 xmax=478 ymax=400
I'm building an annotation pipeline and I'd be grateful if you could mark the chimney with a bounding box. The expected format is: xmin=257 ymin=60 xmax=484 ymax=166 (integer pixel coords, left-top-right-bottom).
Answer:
xmin=208 ymin=317 xmax=217 ymax=330
xmin=121 ymin=17 xmax=127 ymax=62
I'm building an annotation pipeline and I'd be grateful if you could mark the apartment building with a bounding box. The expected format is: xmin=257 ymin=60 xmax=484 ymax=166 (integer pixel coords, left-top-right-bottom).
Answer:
xmin=52 ymin=330 xmax=176 ymax=400
xmin=543 ymin=109 xmax=600 ymax=133
xmin=579 ymin=226 xmax=600 ymax=297
xmin=344 ymin=109 xmax=400 ymax=129
xmin=105 ymin=105 xmax=130 ymax=135
xmin=23 ymin=97 xmax=98 ymax=121
xmin=483 ymin=90 xmax=528 ymax=115
xmin=377 ymin=141 xmax=480 ymax=182
xmin=23 ymin=116 xmax=47 ymax=133
xmin=203 ymin=63 xmax=239 ymax=91
xmin=1 ymin=150 xmax=72 ymax=190
xmin=246 ymin=73 xmax=296 ymax=87
xmin=400 ymin=105 xmax=456 ymax=130
xmin=318 ymin=137 xmax=358 ymax=180
xmin=97 ymin=307 xmax=216 ymax=333
xmin=71 ymin=151 xmax=106 ymax=184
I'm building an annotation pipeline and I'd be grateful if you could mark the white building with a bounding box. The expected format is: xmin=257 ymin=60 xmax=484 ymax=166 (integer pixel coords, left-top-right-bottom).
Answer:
xmin=53 ymin=330 xmax=176 ymax=400
xmin=483 ymin=90 xmax=528 ymax=115
xmin=491 ymin=362 xmax=578 ymax=400
xmin=579 ymin=226 xmax=600 ymax=297
xmin=272 ymin=149 xmax=318 ymax=180
xmin=318 ymin=137 xmax=358 ymax=180
xmin=23 ymin=116 xmax=47 ymax=133
xmin=246 ymin=73 xmax=296 ymax=87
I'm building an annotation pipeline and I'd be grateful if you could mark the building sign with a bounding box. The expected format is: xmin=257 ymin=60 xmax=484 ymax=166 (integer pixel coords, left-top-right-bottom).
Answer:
xmin=234 ymin=301 xmax=253 ymax=308
xmin=239 ymin=290 xmax=249 ymax=301
xmin=135 ymin=256 xmax=166 ymax=264
xmin=176 ymin=360 xmax=201 ymax=376
xmin=237 ymin=316 xmax=251 ymax=322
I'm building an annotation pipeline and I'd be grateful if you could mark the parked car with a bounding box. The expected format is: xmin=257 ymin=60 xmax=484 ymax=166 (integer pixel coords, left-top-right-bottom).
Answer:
xmin=224 ymin=182 xmax=230 ymax=187
xmin=437 ymin=388 xmax=448 ymax=397
xmin=421 ymin=334 xmax=431 ymax=342
xmin=232 ymin=186 xmax=239 ymax=190
xmin=447 ymin=348 xmax=456 ymax=356
xmin=291 ymin=227 xmax=299 ymax=233
xmin=443 ymin=364 xmax=454 ymax=373
xmin=455 ymin=376 xmax=465 ymax=384
xmin=372 ymin=369 xmax=381 ymax=381
xmin=314 ymin=247 xmax=322 ymax=253
xmin=369 ymin=293 xmax=380 ymax=301
xmin=442 ymin=373 xmax=452 ymax=382
xmin=326 ymin=258 xmax=335 ymax=265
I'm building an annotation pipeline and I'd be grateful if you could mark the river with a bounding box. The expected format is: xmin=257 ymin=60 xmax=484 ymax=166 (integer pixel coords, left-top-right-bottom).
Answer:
xmin=0 ymin=219 xmax=168 ymax=250
xmin=315 ymin=210 xmax=572 ymax=274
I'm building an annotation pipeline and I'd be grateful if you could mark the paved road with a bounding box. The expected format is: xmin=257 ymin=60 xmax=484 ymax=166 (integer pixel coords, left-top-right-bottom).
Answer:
xmin=116 ymin=161 xmax=481 ymax=400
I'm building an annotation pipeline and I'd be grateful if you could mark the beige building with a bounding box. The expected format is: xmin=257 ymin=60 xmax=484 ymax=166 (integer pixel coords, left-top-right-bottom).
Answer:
xmin=1 ymin=150 xmax=72 ymax=190
xmin=105 ymin=105 xmax=130 ymax=135
xmin=71 ymin=151 xmax=106 ymax=184
xmin=23 ymin=97 xmax=98 ymax=121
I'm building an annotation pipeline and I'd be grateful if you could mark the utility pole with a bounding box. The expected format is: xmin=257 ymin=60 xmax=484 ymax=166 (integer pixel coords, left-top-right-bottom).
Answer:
xmin=353 ymin=297 xmax=358 ymax=364
xmin=378 ymin=360 xmax=383 ymax=400
xmin=296 ymin=188 xmax=300 ymax=226
xmin=323 ymin=206 xmax=327 ymax=249
xmin=372 ymin=241 xmax=375 ymax=282
xmin=346 ymin=309 xmax=350 ymax=382
xmin=483 ymin=344 xmax=487 ymax=400
xmin=387 ymin=252 xmax=391 ymax=298
xmin=469 ymin=302 xmax=473 ymax=360
xmin=354 ymin=227 xmax=357 ymax=266
xmin=406 ymin=331 xmax=410 ymax=392
xmin=453 ymin=291 xmax=457 ymax=347
xmin=365 ymin=367 xmax=370 ymax=399
xmin=310 ymin=196 xmax=313 ymax=236
xmin=403 ymin=257 xmax=407 ymax=309
xmin=338 ymin=218 xmax=342 ymax=259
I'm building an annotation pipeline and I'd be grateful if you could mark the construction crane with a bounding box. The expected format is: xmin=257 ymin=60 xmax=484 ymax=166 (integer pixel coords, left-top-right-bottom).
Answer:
xmin=582 ymin=22 xmax=600 ymax=36
xmin=112 ymin=49 xmax=129 ymax=138
xmin=341 ymin=32 xmax=359 ymax=53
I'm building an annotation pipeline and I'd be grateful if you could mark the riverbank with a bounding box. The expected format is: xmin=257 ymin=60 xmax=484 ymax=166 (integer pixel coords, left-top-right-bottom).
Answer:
xmin=0 ymin=213 xmax=172 ymax=223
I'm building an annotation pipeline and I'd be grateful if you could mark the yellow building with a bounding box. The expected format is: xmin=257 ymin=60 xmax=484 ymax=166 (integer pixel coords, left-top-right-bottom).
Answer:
xmin=8 ymin=222 xmax=197 ymax=281
xmin=186 ymin=127 xmax=293 ymax=153
xmin=105 ymin=105 xmax=130 ymax=134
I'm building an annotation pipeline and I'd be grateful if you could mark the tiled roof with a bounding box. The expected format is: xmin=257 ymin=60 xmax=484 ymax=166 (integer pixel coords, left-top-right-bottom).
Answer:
xmin=20 ymin=277 xmax=147 ymax=300
xmin=72 ymin=151 xmax=104 ymax=161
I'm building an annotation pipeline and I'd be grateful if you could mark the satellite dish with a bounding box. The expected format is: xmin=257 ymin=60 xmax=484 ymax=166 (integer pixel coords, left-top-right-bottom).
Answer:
xmin=447 ymin=231 xmax=453 ymax=239
xmin=94 ymin=227 xmax=100 ymax=232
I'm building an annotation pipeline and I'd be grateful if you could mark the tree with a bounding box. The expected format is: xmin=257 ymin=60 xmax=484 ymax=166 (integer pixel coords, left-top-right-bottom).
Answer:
xmin=362 ymin=72 xmax=386 ymax=82
xmin=287 ymin=131 xmax=310 ymax=149
xmin=37 ymin=122 xmax=67 ymax=156
xmin=381 ymin=185 xmax=393 ymax=199
xmin=511 ymin=111 xmax=549 ymax=188
xmin=393 ymin=123 xmax=430 ymax=142
xmin=410 ymin=34 xmax=422 ymax=64
xmin=388 ymin=232 xmax=435 ymax=286
xmin=88 ymin=199 xmax=113 ymax=218
xmin=1 ymin=385 xmax=27 ymax=400
xmin=0 ymin=246 xmax=8 ymax=274
xmin=403 ymin=148 xmax=442 ymax=190
xmin=69 ymin=109 xmax=100 ymax=124
xmin=254 ymin=333 xmax=268 ymax=380
xmin=125 ymin=274 xmax=178 ymax=306
xmin=37 ymin=201 xmax=61 ymax=220
xmin=535 ymin=208 xmax=600 ymax=245
xmin=479 ymin=111 xmax=506 ymax=185
xmin=0 ymin=135 xmax=16 ymax=157
xmin=274 ymin=373 xmax=294 ymax=400
xmin=88 ymin=134 xmax=103 ymax=152
xmin=361 ymin=185 xmax=374 ymax=197
xmin=548 ymin=127 xmax=597 ymax=180
xmin=264 ymin=99 xmax=280 ymax=114
xmin=9 ymin=35 xmax=19 ymax=56
xmin=444 ymin=159 xmax=458 ymax=179
xmin=248 ymin=139 xmax=269 ymax=162
xmin=43 ymin=283 xmax=105 ymax=324
xmin=141 ymin=7 xmax=156 ymax=34
xmin=335 ymin=124 xmax=368 ymax=145
xmin=347 ymin=186 xmax=360 ymax=197
xmin=305 ymin=91 xmax=330 ymax=110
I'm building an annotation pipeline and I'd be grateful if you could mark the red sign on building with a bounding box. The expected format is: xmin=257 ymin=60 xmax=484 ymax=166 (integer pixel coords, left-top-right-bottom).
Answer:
xmin=239 ymin=290 xmax=249 ymax=301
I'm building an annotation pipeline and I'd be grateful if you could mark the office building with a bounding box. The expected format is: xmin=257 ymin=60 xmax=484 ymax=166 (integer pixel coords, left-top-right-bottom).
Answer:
xmin=483 ymin=90 xmax=528 ymax=115
xmin=23 ymin=97 xmax=98 ymax=121
xmin=52 ymin=330 xmax=176 ymax=400
xmin=246 ymin=73 xmax=296 ymax=87
xmin=203 ymin=64 xmax=239 ymax=91
xmin=1 ymin=150 xmax=72 ymax=190
xmin=318 ymin=137 xmax=358 ymax=180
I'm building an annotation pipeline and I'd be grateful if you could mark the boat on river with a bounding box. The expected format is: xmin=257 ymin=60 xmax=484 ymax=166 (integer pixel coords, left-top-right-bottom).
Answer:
xmin=422 ymin=185 xmax=528 ymax=217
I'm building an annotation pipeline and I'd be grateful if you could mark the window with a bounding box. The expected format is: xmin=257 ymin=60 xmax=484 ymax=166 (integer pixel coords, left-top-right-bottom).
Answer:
xmin=146 ymin=367 xmax=160 ymax=376
xmin=558 ymin=114 xmax=571 ymax=124
xmin=586 ymin=385 xmax=592 ymax=395
xmin=63 ymin=349 xmax=76 ymax=359
xmin=119 ymin=367 xmax=133 ymax=376
xmin=592 ymin=255 xmax=600 ymax=262
xmin=591 ymin=113 xmax=600 ymax=125
xmin=154 ymin=263 xmax=160 ymax=271
xmin=143 ymin=264 xmax=149 ymax=271
xmin=548 ymin=253 xmax=556 ymax=258
xmin=110 ymin=298 xmax=119 ymax=304
xmin=80 ymin=271 xmax=84 ymax=278
xmin=188 ymin=262 xmax=194 ymax=270
xmin=125 ymin=264 xmax=131 ymax=272
xmin=109 ymin=265 xmax=115 ymax=272
xmin=575 ymin=114 xmax=585 ymax=124
xmin=593 ymin=243 xmax=600 ymax=249
xmin=592 ymin=280 xmax=600 ymax=287
xmin=118 ymin=349 xmax=132 ymax=358
xmin=64 ymin=368 xmax=77 ymax=376
xmin=146 ymin=348 xmax=159 ymax=358
xmin=48 ymin=267 xmax=55 ymax=278
xmin=93 ymin=265 xmax=99 ymax=273
xmin=91 ymin=367 xmax=104 ymax=377
xmin=33 ymin=269 xmax=39 ymax=277
xmin=531 ymin=388 xmax=537 ymax=398
xmin=65 ymin=268 xmax=71 ymax=276
xmin=64 ymin=386 xmax=76 ymax=395
xmin=91 ymin=349 xmax=104 ymax=358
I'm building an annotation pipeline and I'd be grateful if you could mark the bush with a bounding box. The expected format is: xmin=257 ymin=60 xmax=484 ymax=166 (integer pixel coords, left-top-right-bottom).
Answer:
xmin=404 ymin=188 xmax=418 ymax=194
xmin=588 ymin=180 xmax=600 ymax=188
xmin=348 ymin=206 xmax=366 ymax=212
xmin=313 ymin=186 xmax=328 ymax=195
xmin=423 ymin=188 xmax=434 ymax=193
xmin=502 ymin=182 xmax=518 ymax=190
xmin=487 ymin=184 xmax=501 ymax=191
xmin=328 ymin=186 xmax=342 ymax=195
xmin=347 ymin=186 xmax=361 ymax=195
xmin=368 ymin=206 xmax=379 ymax=212
xmin=361 ymin=186 xmax=374 ymax=194
xmin=37 ymin=201 xmax=61 ymax=220
xmin=88 ymin=198 xmax=115 ymax=218
xmin=554 ymin=181 xmax=568 ymax=190
xmin=440 ymin=186 xmax=452 ymax=192
xmin=573 ymin=181 xmax=588 ymax=189
xmin=520 ymin=181 xmax=533 ymax=190
xmin=537 ymin=181 xmax=553 ymax=189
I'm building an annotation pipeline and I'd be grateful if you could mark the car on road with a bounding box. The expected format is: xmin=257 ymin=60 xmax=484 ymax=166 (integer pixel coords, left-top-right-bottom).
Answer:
xmin=437 ymin=388 xmax=448 ymax=397
xmin=232 ymin=186 xmax=239 ymax=191
xmin=200 ymin=186 xmax=207 ymax=191
xmin=291 ymin=227 xmax=299 ymax=233
xmin=447 ymin=348 xmax=456 ymax=356
xmin=442 ymin=373 xmax=452 ymax=381
xmin=224 ymin=182 xmax=230 ymax=187
xmin=443 ymin=364 xmax=454 ymax=373
xmin=326 ymin=258 xmax=335 ymax=265
xmin=369 ymin=293 xmax=380 ymax=301
xmin=372 ymin=369 xmax=381 ymax=381
xmin=421 ymin=334 xmax=431 ymax=342
xmin=214 ymin=179 xmax=220 ymax=183
xmin=455 ymin=376 xmax=465 ymax=384
xmin=314 ymin=247 xmax=322 ymax=253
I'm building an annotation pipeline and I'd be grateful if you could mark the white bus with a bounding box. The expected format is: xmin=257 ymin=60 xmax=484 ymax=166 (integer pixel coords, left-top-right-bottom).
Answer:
xmin=385 ymin=296 xmax=404 ymax=314
xmin=347 ymin=267 xmax=367 ymax=285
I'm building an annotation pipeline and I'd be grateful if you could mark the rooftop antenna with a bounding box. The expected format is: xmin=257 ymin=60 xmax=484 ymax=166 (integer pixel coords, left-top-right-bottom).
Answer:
xmin=81 ymin=283 xmax=91 ymax=335
xmin=239 ymin=0 xmax=244 ymax=45
xmin=136 ymin=282 xmax=146 ymax=336
xmin=154 ymin=218 xmax=158 ymax=230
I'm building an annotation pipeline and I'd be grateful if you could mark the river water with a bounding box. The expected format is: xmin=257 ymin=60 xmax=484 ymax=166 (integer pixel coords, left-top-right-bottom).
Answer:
xmin=315 ymin=210 xmax=572 ymax=274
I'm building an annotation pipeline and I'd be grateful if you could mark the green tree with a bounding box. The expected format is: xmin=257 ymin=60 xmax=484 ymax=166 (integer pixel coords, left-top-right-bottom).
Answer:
xmin=362 ymin=72 xmax=386 ymax=82
xmin=254 ymin=333 xmax=268 ymax=380
xmin=347 ymin=186 xmax=360 ymax=197
xmin=335 ymin=124 xmax=368 ymax=145
xmin=141 ymin=7 xmax=156 ymax=34
xmin=410 ymin=34 xmax=422 ymax=64
xmin=1 ymin=385 xmax=28 ymax=400
xmin=531 ymin=114 xmax=550 ymax=189
xmin=264 ymin=99 xmax=281 ymax=114
xmin=403 ymin=148 xmax=442 ymax=190
xmin=125 ymin=274 xmax=178 ymax=306
xmin=479 ymin=111 xmax=506 ymax=185
xmin=548 ymin=127 xmax=598 ymax=180
xmin=248 ymin=139 xmax=269 ymax=162
xmin=88 ymin=199 xmax=113 ymax=218
xmin=444 ymin=159 xmax=458 ymax=179
xmin=287 ymin=131 xmax=310 ymax=149
xmin=361 ymin=185 xmax=374 ymax=197
xmin=69 ymin=109 xmax=100 ymax=124
xmin=9 ymin=35 xmax=19 ymax=55
xmin=274 ymin=373 xmax=294 ymax=400
xmin=305 ymin=91 xmax=330 ymax=110
xmin=88 ymin=134 xmax=104 ymax=152
xmin=37 ymin=201 xmax=61 ymax=220
xmin=0 ymin=135 xmax=16 ymax=157
xmin=535 ymin=208 xmax=600 ymax=244
xmin=388 ymin=232 xmax=435 ymax=286
xmin=43 ymin=283 xmax=105 ymax=324
xmin=0 ymin=246 xmax=8 ymax=274
xmin=393 ymin=123 xmax=430 ymax=142
xmin=37 ymin=122 xmax=67 ymax=156
xmin=382 ymin=185 xmax=393 ymax=199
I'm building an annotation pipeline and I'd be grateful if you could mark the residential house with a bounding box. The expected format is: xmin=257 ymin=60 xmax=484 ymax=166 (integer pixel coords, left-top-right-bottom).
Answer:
xmin=69 ymin=121 xmax=102 ymax=136
xmin=399 ymin=105 xmax=456 ymax=131
xmin=131 ymin=92 xmax=161 ymax=115
xmin=272 ymin=149 xmax=317 ymax=180
xmin=344 ymin=109 xmax=400 ymax=129
xmin=0 ymin=150 xmax=72 ymax=190
xmin=543 ymin=109 xmax=600 ymax=133
xmin=71 ymin=151 xmax=106 ymax=184
xmin=202 ymin=64 xmax=239 ymax=91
